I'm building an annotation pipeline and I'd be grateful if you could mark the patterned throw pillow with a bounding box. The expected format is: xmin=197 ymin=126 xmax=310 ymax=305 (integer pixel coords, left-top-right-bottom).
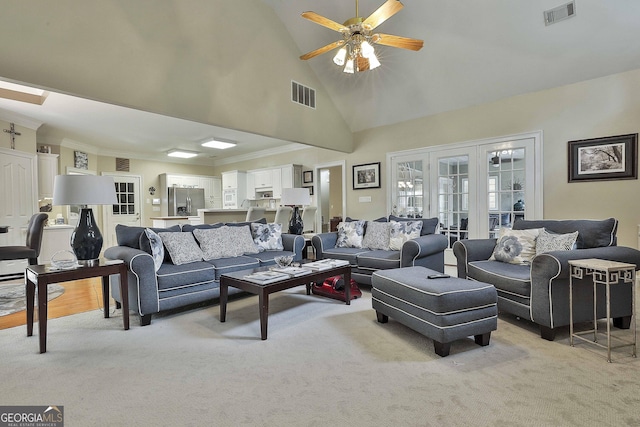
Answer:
xmin=336 ymin=220 xmax=366 ymax=248
xmin=251 ymin=223 xmax=284 ymax=252
xmin=193 ymin=225 xmax=259 ymax=260
xmin=157 ymin=232 xmax=204 ymax=265
xmin=362 ymin=221 xmax=391 ymax=250
xmin=144 ymin=228 xmax=164 ymax=272
xmin=535 ymin=228 xmax=579 ymax=255
xmin=389 ymin=220 xmax=423 ymax=251
xmin=490 ymin=228 xmax=542 ymax=264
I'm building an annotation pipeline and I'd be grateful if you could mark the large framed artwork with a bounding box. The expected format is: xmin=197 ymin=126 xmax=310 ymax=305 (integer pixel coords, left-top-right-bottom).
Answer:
xmin=353 ymin=162 xmax=381 ymax=190
xmin=568 ymin=133 xmax=638 ymax=182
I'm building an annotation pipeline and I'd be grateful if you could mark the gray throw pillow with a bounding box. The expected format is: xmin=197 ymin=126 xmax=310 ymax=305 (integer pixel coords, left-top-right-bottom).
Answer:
xmin=193 ymin=225 xmax=259 ymax=260
xmin=157 ymin=232 xmax=204 ymax=265
xmin=535 ymin=228 xmax=579 ymax=255
xmin=362 ymin=221 xmax=391 ymax=250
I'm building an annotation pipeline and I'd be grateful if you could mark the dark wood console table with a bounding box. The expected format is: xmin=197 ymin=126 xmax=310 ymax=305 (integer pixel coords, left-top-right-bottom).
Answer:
xmin=26 ymin=259 xmax=129 ymax=353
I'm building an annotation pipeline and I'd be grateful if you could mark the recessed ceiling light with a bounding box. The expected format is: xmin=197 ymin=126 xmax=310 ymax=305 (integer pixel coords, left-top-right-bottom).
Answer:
xmin=201 ymin=139 xmax=236 ymax=149
xmin=167 ymin=149 xmax=199 ymax=158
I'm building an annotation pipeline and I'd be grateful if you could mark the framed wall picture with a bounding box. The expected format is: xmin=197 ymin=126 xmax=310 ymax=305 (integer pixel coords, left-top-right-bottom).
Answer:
xmin=568 ymin=133 xmax=638 ymax=182
xmin=353 ymin=162 xmax=381 ymax=190
xmin=303 ymin=170 xmax=313 ymax=184
xmin=303 ymin=185 xmax=314 ymax=195
xmin=74 ymin=151 xmax=88 ymax=169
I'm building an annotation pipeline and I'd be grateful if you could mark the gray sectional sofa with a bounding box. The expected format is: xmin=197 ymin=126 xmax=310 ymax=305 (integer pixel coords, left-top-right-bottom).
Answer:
xmin=453 ymin=218 xmax=640 ymax=340
xmin=312 ymin=216 xmax=448 ymax=285
xmin=105 ymin=221 xmax=305 ymax=326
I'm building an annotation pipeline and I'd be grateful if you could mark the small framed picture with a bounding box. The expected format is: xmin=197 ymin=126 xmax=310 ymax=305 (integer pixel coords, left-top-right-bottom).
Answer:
xmin=303 ymin=170 xmax=313 ymax=184
xmin=74 ymin=151 xmax=88 ymax=169
xmin=353 ymin=162 xmax=381 ymax=190
xmin=303 ymin=185 xmax=314 ymax=196
xmin=568 ymin=134 xmax=638 ymax=182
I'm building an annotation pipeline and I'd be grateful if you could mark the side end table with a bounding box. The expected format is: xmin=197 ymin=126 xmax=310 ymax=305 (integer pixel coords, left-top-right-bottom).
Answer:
xmin=568 ymin=258 xmax=636 ymax=362
xmin=25 ymin=259 xmax=129 ymax=353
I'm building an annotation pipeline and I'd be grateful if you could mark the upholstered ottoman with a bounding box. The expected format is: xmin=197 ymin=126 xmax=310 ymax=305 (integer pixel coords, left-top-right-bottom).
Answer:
xmin=371 ymin=267 xmax=498 ymax=357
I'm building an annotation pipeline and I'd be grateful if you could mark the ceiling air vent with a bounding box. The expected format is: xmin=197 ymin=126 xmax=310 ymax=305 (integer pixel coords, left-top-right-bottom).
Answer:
xmin=116 ymin=158 xmax=130 ymax=172
xmin=544 ymin=1 xmax=576 ymax=26
xmin=291 ymin=81 xmax=316 ymax=109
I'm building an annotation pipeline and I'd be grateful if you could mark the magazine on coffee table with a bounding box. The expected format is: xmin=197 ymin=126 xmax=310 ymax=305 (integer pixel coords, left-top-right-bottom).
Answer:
xmin=303 ymin=259 xmax=350 ymax=271
xmin=243 ymin=271 xmax=291 ymax=284
xmin=269 ymin=266 xmax=313 ymax=277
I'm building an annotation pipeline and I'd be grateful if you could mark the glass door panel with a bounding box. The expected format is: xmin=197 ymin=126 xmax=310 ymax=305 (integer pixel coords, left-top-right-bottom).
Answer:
xmin=392 ymin=159 xmax=424 ymax=218
xmin=434 ymin=155 xmax=469 ymax=249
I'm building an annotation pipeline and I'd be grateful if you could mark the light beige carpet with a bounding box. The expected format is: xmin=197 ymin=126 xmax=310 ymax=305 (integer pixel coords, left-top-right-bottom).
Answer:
xmin=0 ymin=286 xmax=638 ymax=426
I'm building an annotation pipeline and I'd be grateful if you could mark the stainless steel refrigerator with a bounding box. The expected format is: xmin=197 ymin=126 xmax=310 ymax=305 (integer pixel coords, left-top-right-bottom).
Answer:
xmin=168 ymin=187 xmax=205 ymax=216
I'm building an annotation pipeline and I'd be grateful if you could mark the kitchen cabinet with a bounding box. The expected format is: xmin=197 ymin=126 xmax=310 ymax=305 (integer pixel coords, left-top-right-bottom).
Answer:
xmin=37 ymin=153 xmax=59 ymax=199
xmin=221 ymin=171 xmax=247 ymax=209
xmin=199 ymin=176 xmax=222 ymax=209
xmin=246 ymin=165 xmax=302 ymax=199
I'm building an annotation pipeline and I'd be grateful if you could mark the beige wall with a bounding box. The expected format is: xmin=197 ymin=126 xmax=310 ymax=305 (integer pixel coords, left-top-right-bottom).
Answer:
xmin=217 ymin=68 xmax=640 ymax=247
xmin=0 ymin=120 xmax=36 ymax=153
xmin=0 ymin=0 xmax=352 ymax=154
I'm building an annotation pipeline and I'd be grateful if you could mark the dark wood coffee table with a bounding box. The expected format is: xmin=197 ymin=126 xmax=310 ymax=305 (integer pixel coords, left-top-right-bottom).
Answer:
xmin=220 ymin=264 xmax=351 ymax=340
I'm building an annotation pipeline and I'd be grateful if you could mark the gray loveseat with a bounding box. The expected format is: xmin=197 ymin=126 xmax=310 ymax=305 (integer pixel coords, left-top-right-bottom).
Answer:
xmin=453 ymin=218 xmax=640 ymax=340
xmin=312 ymin=216 xmax=448 ymax=285
xmin=105 ymin=221 xmax=305 ymax=326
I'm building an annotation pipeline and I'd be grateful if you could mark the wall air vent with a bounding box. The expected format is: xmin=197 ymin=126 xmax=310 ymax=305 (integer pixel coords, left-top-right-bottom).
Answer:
xmin=544 ymin=1 xmax=576 ymax=26
xmin=291 ymin=81 xmax=316 ymax=109
xmin=116 ymin=158 xmax=130 ymax=172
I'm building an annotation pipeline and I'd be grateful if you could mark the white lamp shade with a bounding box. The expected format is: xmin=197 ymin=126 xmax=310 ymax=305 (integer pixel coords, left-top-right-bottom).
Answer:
xmin=52 ymin=175 xmax=118 ymax=206
xmin=280 ymin=188 xmax=311 ymax=206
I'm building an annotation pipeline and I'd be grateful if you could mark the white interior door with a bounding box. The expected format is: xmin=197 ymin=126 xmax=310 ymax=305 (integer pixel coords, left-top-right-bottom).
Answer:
xmin=102 ymin=173 xmax=142 ymax=250
xmin=0 ymin=148 xmax=37 ymax=275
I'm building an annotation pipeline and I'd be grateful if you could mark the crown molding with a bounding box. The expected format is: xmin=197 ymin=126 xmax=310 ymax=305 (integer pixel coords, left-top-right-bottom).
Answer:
xmin=0 ymin=108 xmax=43 ymax=130
xmin=60 ymin=138 xmax=100 ymax=155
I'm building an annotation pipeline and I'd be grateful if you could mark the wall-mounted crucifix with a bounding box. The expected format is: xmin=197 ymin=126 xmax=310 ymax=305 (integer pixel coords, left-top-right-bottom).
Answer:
xmin=3 ymin=123 xmax=21 ymax=150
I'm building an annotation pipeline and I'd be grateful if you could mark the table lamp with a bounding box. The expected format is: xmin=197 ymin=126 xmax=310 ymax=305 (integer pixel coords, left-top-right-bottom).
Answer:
xmin=280 ymin=188 xmax=311 ymax=235
xmin=52 ymin=175 xmax=118 ymax=266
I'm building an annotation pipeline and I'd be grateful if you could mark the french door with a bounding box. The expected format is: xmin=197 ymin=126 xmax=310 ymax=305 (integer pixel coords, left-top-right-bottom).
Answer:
xmin=389 ymin=132 xmax=543 ymax=264
xmin=102 ymin=173 xmax=142 ymax=250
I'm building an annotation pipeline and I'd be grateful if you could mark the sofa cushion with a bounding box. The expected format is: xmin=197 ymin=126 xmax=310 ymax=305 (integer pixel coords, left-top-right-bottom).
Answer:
xmin=251 ymin=222 xmax=284 ymax=252
xmin=513 ymin=218 xmax=617 ymax=249
xmin=362 ymin=221 xmax=391 ymax=250
xmin=468 ymin=260 xmax=531 ymax=299
xmin=156 ymin=261 xmax=215 ymax=291
xmin=535 ymin=228 xmax=579 ymax=255
xmin=389 ymin=220 xmax=422 ymax=250
xmin=117 ymin=224 xmax=180 ymax=249
xmin=158 ymin=231 xmax=204 ymax=265
xmin=388 ymin=215 xmax=438 ymax=235
xmin=206 ymin=256 xmax=261 ymax=280
xmin=320 ymin=247 xmax=368 ymax=265
xmin=336 ymin=220 xmax=366 ymax=248
xmin=181 ymin=223 xmax=224 ymax=232
xmin=357 ymin=250 xmax=400 ymax=270
xmin=489 ymin=228 xmax=541 ymax=265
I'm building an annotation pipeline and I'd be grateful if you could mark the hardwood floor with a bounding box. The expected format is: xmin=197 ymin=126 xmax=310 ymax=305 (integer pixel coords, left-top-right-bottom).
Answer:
xmin=0 ymin=278 xmax=106 ymax=330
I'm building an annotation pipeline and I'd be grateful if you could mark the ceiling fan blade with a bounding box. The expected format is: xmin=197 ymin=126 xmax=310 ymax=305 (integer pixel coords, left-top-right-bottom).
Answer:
xmin=374 ymin=33 xmax=424 ymax=51
xmin=363 ymin=0 xmax=404 ymax=30
xmin=301 ymin=11 xmax=347 ymax=32
xmin=300 ymin=40 xmax=346 ymax=60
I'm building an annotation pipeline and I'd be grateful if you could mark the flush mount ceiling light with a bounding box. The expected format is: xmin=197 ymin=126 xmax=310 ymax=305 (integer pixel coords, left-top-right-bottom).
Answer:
xmin=299 ymin=0 xmax=423 ymax=73
xmin=167 ymin=149 xmax=199 ymax=158
xmin=201 ymin=139 xmax=236 ymax=150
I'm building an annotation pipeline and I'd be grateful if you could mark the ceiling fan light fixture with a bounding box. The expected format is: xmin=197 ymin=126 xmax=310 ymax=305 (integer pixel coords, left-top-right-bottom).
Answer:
xmin=368 ymin=52 xmax=381 ymax=70
xmin=361 ymin=40 xmax=375 ymax=58
xmin=333 ymin=47 xmax=347 ymax=66
xmin=344 ymin=58 xmax=355 ymax=73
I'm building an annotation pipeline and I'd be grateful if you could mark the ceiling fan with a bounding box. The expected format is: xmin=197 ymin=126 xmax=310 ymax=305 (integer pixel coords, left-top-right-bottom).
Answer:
xmin=299 ymin=0 xmax=423 ymax=73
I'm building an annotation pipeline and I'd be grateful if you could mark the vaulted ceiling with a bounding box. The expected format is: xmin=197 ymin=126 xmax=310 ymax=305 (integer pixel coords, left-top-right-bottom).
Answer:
xmin=1 ymin=1 xmax=640 ymax=165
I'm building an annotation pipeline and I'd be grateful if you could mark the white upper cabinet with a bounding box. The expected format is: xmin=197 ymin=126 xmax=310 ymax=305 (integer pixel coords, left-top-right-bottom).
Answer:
xmin=37 ymin=153 xmax=59 ymax=199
